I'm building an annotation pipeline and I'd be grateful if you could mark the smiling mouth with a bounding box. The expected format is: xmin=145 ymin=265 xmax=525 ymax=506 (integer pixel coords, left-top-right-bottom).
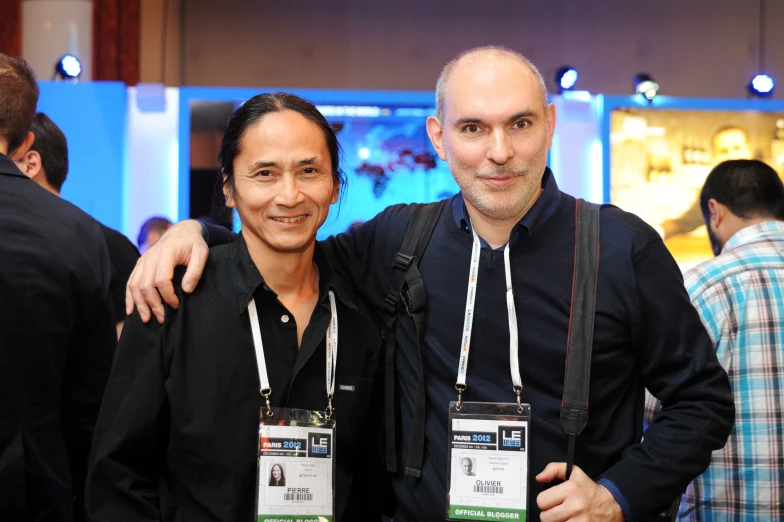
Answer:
xmin=271 ymin=215 xmax=308 ymax=223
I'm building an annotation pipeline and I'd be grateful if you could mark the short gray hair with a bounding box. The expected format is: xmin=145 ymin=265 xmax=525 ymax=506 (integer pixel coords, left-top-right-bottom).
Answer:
xmin=435 ymin=46 xmax=548 ymax=122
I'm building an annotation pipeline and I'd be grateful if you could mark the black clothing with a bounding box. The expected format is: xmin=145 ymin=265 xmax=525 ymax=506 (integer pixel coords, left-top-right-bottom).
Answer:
xmin=98 ymin=224 xmax=140 ymax=324
xmin=324 ymin=171 xmax=733 ymax=521
xmin=0 ymin=153 xmax=116 ymax=522
xmin=202 ymin=169 xmax=734 ymax=521
xmin=86 ymin=235 xmax=384 ymax=522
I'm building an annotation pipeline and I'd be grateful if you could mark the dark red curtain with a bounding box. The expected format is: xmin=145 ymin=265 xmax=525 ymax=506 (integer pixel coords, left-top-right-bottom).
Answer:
xmin=93 ymin=0 xmax=139 ymax=84
xmin=0 ymin=0 xmax=22 ymax=57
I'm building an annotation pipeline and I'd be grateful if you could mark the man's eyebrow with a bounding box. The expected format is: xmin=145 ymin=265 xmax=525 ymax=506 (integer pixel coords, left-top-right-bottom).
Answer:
xmin=249 ymin=157 xmax=318 ymax=169
xmin=250 ymin=160 xmax=277 ymax=169
xmin=453 ymin=110 xmax=538 ymax=127
xmin=505 ymin=110 xmax=537 ymax=123
xmin=296 ymin=157 xmax=318 ymax=166
xmin=453 ymin=117 xmax=483 ymax=126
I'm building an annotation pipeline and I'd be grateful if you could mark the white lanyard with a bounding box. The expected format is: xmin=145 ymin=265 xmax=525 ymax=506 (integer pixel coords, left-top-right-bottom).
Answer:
xmin=455 ymin=227 xmax=522 ymax=409
xmin=248 ymin=290 xmax=338 ymax=418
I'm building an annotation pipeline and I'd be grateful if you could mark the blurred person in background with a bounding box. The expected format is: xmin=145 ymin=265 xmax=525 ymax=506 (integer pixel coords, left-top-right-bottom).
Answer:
xmin=648 ymin=159 xmax=784 ymax=520
xmin=660 ymin=126 xmax=753 ymax=238
xmin=138 ymin=215 xmax=173 ymax=253
xmin=14 ymin=112 xmax=140 ymax=339
xmin=0 ymin=53 xmax=115 ymax=522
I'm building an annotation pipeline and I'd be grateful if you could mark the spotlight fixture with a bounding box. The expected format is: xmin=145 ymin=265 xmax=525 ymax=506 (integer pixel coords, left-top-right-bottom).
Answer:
xmin=633 ymin=73 xmax=659 ymax=102
xmin=748 ymin=73 xmax=775 ymax=97
xmin=54 ymin=54 xmax=82 ymax=81
xmin=749 ymin=1 xmax=773 ymax=98
xmin=555 ymin=66 xmax=578 ymax=93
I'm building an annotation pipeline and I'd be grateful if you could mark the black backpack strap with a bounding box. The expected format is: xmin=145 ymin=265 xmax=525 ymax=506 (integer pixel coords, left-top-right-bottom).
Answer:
xmin=383 ymin=199 xmax=448 ymax=474
xmin=560 ymin=199 xmax=600 ymax=480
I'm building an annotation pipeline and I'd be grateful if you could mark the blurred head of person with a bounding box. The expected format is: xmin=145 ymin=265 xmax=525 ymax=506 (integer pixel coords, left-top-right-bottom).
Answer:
xmin=13 ymin=113 xmax=68 ymax=196
xmin=712 ymin=126 xmax=752 ymax=164
xmin=0 ymin=54 xmax=39 ymax=158
xmin=217 ymin=92 xmax=344 ymax=256
xmin=138 ymin=217 xmax=174 ymax=254
xmin=700 ymin=159 xmax=784 ymax=255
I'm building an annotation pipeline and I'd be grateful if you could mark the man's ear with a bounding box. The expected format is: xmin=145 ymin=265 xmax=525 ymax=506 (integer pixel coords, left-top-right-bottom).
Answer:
xmin=222 ymin=172 xmax=236 ymax=208
xmin=426 ymin=116 xmax=446 ymax=161
xmin=9 ymin=131 xmax=35 ymax=161
xmin=21 ymin=150 xmax=44 ymax=180
xmin=545 ymin=103 xmax=557 ymax=149
xmin=707 ymin=198 xmax=723 ymax=228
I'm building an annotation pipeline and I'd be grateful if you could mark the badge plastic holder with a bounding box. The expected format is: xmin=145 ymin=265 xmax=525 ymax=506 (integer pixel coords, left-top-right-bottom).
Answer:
xmin=256 ymin=407 xmax=336 ymax=522
xmin=446 ymin=401 xmax=531 ymax=522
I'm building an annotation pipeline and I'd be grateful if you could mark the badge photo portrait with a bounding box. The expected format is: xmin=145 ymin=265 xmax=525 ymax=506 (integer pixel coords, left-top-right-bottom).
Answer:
xmin=268 ymin=463 xmax=286 ymax=487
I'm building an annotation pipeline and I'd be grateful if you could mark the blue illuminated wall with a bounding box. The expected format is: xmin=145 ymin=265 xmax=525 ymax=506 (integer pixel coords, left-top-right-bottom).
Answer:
xmin=37 ymin=81 xmax=126 ymax=232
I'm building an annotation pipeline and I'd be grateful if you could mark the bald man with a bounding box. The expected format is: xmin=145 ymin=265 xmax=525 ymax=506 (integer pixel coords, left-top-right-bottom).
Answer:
xmin=461 ymin=458 xmax=475 ymax=477
xmin=126 ymin=46 xmax=733 ymax=522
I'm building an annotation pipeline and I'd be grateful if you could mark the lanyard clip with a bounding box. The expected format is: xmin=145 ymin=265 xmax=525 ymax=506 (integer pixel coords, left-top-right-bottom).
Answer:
xmin=455 ymin=383 xmax=466 ymax=411
xmin=513 ymin=385 xmax=523 ymax=414
xmin=260 ymin=388 xmax=273 ymax=417
xmin=326 ymin=395 xmax=334 ymax=421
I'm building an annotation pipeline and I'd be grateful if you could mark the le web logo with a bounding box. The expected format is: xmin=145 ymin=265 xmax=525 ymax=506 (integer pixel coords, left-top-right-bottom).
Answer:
xmin=308 ymin=433 xmax=332 ymax=458
xmin=498 ymin=426 xmax=526 ymax=452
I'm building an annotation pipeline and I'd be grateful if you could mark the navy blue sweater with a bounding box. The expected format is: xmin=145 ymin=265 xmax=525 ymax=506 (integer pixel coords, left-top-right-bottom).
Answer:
xmin=205 ymin=169 xmax=733 ymax=521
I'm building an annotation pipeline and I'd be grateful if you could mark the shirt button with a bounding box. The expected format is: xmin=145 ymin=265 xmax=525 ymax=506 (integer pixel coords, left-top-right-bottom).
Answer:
xmin=281 ymin=314 xmax=290 ymax=323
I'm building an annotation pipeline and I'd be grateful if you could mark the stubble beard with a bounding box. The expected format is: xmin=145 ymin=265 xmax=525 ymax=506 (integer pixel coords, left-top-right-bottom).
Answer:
xmin=447 ymin=147 xmax=547 ymax=223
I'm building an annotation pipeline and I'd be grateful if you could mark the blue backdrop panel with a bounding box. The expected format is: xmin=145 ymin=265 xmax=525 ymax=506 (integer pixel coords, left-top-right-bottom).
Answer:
xmin=37 ymin=81 xmax=127 ymax=232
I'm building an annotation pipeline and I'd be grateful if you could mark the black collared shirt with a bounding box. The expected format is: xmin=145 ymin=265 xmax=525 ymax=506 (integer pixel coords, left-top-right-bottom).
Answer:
xmin=86 ymin=235 xmax=384 ymax=522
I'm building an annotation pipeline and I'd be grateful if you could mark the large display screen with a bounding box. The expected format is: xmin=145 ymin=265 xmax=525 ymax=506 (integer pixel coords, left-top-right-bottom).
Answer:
xmin=610 ymin=108 xmax=784 ymax=269
xmin=321 ymin=105 xmax=458 ymax=238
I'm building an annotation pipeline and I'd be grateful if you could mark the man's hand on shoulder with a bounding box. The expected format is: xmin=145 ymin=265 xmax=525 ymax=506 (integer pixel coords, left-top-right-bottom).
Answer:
xmin=125 ymin=219 xmax=209 ymax=324
xmin=536 ymin=463 xmax=625 ymax=522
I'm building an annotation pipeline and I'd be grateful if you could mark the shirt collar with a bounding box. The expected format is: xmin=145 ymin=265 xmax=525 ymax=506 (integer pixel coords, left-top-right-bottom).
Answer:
xmin=451 ymin=167 xmax=562 ymax=249
xmin=721 ymin=220 xmax=784 ymax=254
xmin=229 ymin=233 xmax=358 ymax=313
xmin=0 ymin=152 xmax=28 ymax=179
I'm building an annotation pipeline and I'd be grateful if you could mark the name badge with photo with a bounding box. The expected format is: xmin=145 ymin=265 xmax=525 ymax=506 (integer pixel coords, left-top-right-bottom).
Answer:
xmin=257 ymin=408 xmax=335 ymax=522
xmin=446 ymin=402 xmax=530 ymax=522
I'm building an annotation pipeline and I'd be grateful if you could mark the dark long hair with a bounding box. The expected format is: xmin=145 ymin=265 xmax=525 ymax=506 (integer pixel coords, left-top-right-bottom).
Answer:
xmin=268 ymin=463 xmax=286 ymax=486
xmin=211 ymin=93 xmax=345 ymax=226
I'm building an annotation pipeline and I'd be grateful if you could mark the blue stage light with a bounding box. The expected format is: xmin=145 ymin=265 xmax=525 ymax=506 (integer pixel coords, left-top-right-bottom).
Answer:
xmin=55 ymin=54 xmax=82 ymax=80
xmin=748 ymin=74 xmax=775 ymax=97
xmin=556 ymin=66 xmax=578 ymax=92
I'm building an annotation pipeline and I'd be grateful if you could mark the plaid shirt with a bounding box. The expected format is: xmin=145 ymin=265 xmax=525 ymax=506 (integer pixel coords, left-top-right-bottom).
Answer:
xmin=648 ymin=220 xmax=784 ymax=521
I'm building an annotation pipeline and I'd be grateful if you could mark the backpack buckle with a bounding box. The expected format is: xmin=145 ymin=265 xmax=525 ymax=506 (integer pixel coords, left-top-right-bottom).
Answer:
xmin=393 ymin=252 xmax=414 ymax=271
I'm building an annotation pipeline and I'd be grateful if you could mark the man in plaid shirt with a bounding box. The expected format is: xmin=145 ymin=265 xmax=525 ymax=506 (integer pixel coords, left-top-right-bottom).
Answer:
xmin=650 ymin=158 xmax=784 ymax=521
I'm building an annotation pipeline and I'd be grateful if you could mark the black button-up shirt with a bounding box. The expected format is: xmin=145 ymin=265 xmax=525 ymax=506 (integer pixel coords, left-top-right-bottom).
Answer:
xmin=86 ymin=235 xmax=384 ymax=522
